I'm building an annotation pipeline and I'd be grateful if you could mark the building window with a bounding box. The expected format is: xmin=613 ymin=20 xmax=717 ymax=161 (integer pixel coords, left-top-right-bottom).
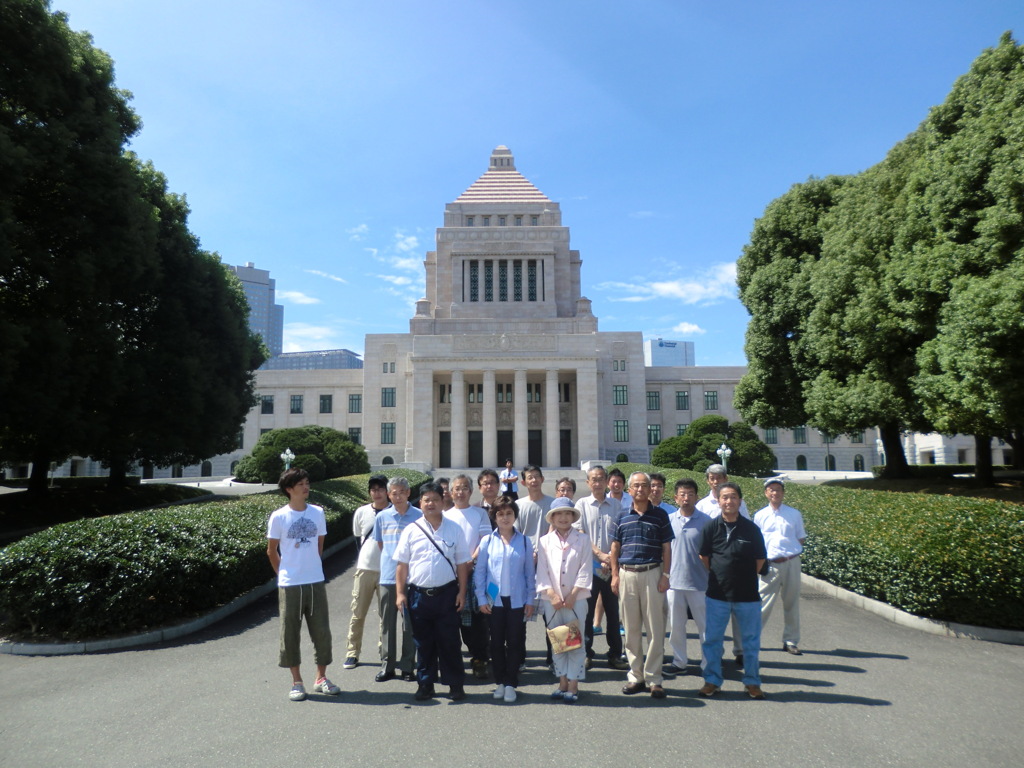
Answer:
xmin=348 ymin=427 xmax=362 ymax=445
xmin=349 ymin=394 xmax=362 ymax=413
xmin=320 ymin=395 xmax=333 ymax=414
xmin=290 ymin=395 xmax=303 ymax=414
xmin=562 ymin=383 xmax=571 ymax=402
xmin=439 ymin=383 xmax=451 ymax=403
xmin=237 ymin=429 xmax=244 ymax=450
xmin=531 ymin=215 xmax=539 ymax=226
xmin=469 ymin=260 xmax=479 ymax=302
xmin=614 ymin=420 xmax=629 ymax=443
xmin=498 ymin=216 xmax=506 ymax=226
xmin=613 ymin=360 xmax=619 ymax=371
xmin=851 ymin=431 xmax=864 ymax=444
xmin=765 ymin=427 xmax=778 ymax=444
xmin=854 ymin=454 xmax=865 ymax=471
xmin=513 ymin=260 xmax=523 ymax=301
xmin=261 ymin=428 xmax=272 ymax=435
xmin=499 ymin=260 xmax=508 ymax=302
xmin=381 ymin=387 xmax=396 ymax=408
xmin=821 ymin=432 xmax=835 ymax=444
xmin=703 ymin=391 xmax=718 ymax=410
xmin=613 ymin=385 xmax=628 ymax=406
xmin=677 ymin=424 xmax=688 ymax=436
xmin=505 ymin=383 xmax=512 ymax=403
xmin=647 ymin=425 xmax=662 ymax=446
xmin=468 ymin=383 xmax=483 ymax=403
xmin=260 ymin=395 xmax=274 ymax=415
xmin=483 ymin=216 xmax=490 ymax=226
xmin=381 ymin=422 xmax=396 ymax=444
xmin=390 ymin=362 xmax=395 ymax=373
xmin=382 ymin=362 xmax=388 ymax=373
xmin=796 ymin=454 xmax=807 ymax=470
xmin=484 ymin=260 xmax=493 ymax=302
xmin=646 ymin=391 xmax=661 ymax=411
xmin=466 ymin=216 xmax=474 ymax=226
xmin=527 ymin=260 xmax=537 ymax=301
xmin=515 ymin=216 xmax=522 ymax=226
xmin=793 ymin=426 xmax=807 ymax=444
xmin=675 ymin=391 xmax=689 ymax=410
xmin=620 ymin=359 xmax=626 ymax=371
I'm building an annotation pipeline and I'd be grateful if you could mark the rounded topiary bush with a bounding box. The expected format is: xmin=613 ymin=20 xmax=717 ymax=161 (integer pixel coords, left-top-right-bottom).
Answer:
xmin=234 ymin=426 xmax=369 ymax=483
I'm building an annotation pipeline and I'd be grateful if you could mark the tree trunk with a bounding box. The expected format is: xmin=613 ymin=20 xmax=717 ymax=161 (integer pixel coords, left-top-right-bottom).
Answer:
xmin=106 ymin=459 xmax=128 ymax=490
xmin=877 ymin=423 xmax=911 ymax=479
xmin=974 ymin=434 xmax=994 ymax=485
xmin=27 ymin=448 xmax=51 ymax=496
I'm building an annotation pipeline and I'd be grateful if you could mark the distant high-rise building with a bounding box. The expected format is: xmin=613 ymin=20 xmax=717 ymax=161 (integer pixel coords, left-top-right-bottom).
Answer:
xmin=226 ymin=262 xmax=284 ymax=357
xmin=644 ymin=338 xmax=695 ymax=367
xmin=260 ymin=349 xmax=363 ymax=370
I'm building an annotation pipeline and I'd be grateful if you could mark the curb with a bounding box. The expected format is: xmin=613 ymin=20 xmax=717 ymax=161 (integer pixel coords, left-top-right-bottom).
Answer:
xmin=0 ymin=536 xmax=354 ymax=657
xmin=802 ymin=573 xmax=1024 ymax=646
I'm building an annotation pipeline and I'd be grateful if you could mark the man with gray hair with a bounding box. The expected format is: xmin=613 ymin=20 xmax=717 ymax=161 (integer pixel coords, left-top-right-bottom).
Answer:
xmin=610 ymin=471 xmax=674 ymax=699
xmin=372 ymin=476 xmax=421 ymax=683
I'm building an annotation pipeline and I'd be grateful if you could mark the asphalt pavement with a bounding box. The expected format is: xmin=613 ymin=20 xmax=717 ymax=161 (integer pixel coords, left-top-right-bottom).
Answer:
xmin=3 ymin=541 xmax=1023 ymax=768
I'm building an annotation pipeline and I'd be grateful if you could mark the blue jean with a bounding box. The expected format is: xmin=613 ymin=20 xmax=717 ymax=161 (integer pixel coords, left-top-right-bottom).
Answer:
xmin=702 ymin=597 xmax=762 ymax=687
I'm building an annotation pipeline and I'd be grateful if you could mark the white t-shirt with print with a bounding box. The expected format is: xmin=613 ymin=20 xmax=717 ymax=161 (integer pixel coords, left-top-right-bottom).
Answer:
xmin=267 ymin=503 xmax=327 ymax=587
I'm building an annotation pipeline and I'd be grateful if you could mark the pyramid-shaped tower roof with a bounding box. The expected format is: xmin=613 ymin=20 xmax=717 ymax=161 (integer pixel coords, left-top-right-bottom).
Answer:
xmin=453 ymin=146 xmax=551 ymax=203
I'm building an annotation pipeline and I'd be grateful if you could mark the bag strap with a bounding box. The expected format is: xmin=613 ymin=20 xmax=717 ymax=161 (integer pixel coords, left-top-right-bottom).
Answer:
xmin=414 ymin=520 xmax=458 ymax=578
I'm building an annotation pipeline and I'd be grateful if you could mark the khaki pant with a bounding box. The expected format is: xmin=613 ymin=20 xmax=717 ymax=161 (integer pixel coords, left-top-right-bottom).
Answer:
xmin=620 ymin=567 xmax=667 ymax=686
xmin=278 ymin=582 xmax=333 ymax=668
xmin=345 ymin=568 xmax=381 ymax=658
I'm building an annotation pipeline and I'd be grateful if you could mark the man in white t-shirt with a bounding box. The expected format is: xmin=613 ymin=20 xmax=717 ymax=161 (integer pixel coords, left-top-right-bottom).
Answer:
xmin=266 ymin=468 xmax=340 ymax=701
xmin=395 ymin=481 xmax=472 ymax=701
xmin=755 ymin=478 xmax=807 ymax=655
xmin=445 ymin=473 xmax=492 ymax=679
xmin=499 ymin=459 xmax=519 ymax=499
xmin=343 ymin=475 xmax=389 ymax=670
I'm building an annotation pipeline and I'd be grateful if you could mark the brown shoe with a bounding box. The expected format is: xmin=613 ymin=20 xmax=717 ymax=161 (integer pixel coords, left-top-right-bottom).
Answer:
xmin=471 ymin=659 xmax=490 ymax=680
xmin=698 ymin=683 xmax=720 ymax=697
xmin=650 ymin=684 xmax=666 ymax=699
xmin=621 ymin=682 xmax=648 ymax=695
xmin=745 ymin=684 xmax=766 ymax=699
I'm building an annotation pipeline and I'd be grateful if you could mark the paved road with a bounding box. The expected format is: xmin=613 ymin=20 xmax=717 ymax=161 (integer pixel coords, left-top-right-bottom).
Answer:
xmin=3 ymin=545 xmax=1023 ymax=768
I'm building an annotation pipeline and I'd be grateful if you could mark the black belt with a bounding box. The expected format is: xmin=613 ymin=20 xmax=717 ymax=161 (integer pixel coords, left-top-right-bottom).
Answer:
xmin=621 ymin=562 xmax=660 ymax=573
xmin=408 ymin=581 xmax=456 ymax=597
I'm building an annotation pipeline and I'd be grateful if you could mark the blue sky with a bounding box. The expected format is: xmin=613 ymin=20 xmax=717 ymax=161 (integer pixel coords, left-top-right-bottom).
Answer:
xmin=55 ymin=0 xmax=1024 ymax=365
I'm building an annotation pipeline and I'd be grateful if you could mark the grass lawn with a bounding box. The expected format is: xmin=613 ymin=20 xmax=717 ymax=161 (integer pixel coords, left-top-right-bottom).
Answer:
xmin=823 ymin=472 xmax=1024 ymax=506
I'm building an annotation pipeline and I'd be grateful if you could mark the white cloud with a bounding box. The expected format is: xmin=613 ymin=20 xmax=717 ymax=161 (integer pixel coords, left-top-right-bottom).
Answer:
xmin=629 ymin=210 xmax=656 ymax=219
xmin=671 ymin=322 xmax=706 ymax=336
xmin=598 ymin=262 xmax=737 ymax=305
xmin=391 ymin=256 xmax=421 ymax=272
xmin=282 ymin=322 xmax=338 ymax=352
xmin=305 ymin=269 xmax=347 ymax=283
xmin=346 ymin=223 xmax=369 ymax=241
xmin=378 ymin=274 xmax=413 ymax=286
xmin=278 ymin=290 xmax=321 ymax=305
xmin=394 ymin=232 xmax=419 ymax=253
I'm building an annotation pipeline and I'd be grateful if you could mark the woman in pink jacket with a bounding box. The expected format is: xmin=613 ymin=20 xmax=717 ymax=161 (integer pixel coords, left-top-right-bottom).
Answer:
xmin=535 ymin=496 xmax=593 ymax=703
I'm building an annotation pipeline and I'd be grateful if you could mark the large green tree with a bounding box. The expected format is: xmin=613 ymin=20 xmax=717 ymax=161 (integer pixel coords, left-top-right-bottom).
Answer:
xmin=0 ymin=0 xmax=157 ymax=492
xmin=93 ymin=159 xmax=266 ymax=486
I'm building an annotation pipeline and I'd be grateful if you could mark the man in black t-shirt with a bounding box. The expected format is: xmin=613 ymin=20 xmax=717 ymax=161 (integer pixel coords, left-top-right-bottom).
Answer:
xmin=698 ymin=482 xmax=767 ymax=699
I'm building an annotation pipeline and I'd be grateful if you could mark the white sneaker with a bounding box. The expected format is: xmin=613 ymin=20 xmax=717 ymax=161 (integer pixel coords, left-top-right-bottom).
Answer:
xmin=503 ymin=687 xmax=517 ymax=703
xmin=492 ymin=684 xmax=506 ymax=699
xmin=289 ymin=683 xmax=307 ymax=701
xmin=313 ymin=677 xmax=340 ymax=695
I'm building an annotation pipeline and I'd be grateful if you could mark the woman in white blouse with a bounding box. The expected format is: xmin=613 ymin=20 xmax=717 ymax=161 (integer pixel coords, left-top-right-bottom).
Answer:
xmin=535 ymin=496 xmax=593 ymax=703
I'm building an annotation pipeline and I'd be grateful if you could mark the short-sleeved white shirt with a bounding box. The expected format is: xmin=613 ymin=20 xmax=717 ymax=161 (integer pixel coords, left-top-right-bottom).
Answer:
xmin=352 ymin=503 xmax=384 ymax=571
xmin=754 ymin=503 xmax=806 ymax=559
xmin=267 ymin=503 xmax=327 ymax=587
xmin=394 ymin=516 xmax=471 ymax=588
xmin=444 ymin=505 xmax=490 ymax=553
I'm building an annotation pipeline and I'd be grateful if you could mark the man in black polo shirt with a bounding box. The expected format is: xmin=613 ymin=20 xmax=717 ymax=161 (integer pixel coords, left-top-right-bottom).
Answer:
xmin=698 ymin=482 xmax=767 ymax=700
xmin=610 ymin=471 xmax=674 ymax=699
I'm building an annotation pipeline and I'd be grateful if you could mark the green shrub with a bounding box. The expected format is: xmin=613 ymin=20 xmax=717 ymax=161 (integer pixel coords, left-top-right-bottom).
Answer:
xmin=1 ymin=475 xmax=142 ymax=489
xmin=609 ymin=463 xmax=1024 ymax=630
xmin=0 ymin=482 xmax=358 ymax=641
xmin=234 ymin=426 xmax=369 ymax=483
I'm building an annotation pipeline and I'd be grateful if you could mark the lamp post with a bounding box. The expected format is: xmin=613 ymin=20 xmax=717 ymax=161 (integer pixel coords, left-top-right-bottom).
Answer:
xmin=716 ymin=443 xmax=732 ymax=473
xmin=818 ymin=431 xmax=833 ymax=471
xmin=280 ymin=448 xmax=295 ymax=471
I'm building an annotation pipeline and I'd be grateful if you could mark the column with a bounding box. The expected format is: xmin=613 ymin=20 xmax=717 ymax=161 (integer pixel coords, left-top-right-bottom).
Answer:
xmin=451 ymin=370 xmax=467 ymax=468
xmin=483 ymin=369 xmax=497 ymax=469
xmin=514 ymin=368 xmax=528 ymax=467
xmin=576 ymin=361 xmax=599 ymax=461
xmin=409 ymin=367 xmax=434 ymax=465
xmin=545 ymin=368 xmax=560 ymax=468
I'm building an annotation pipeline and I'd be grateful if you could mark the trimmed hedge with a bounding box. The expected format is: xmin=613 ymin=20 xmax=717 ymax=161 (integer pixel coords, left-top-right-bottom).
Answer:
xmin=870 ymin=464 xmax=1010 ymax=479
xmin=608 ymin=463 xmax=1024 ymax=630
xmin=0 ymin=469 xmax=431 ymax=641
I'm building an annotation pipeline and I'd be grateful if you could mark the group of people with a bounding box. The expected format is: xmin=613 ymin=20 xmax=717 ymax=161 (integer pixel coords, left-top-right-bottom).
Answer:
xmin=265 ymin=461 xmax=806 ymax=703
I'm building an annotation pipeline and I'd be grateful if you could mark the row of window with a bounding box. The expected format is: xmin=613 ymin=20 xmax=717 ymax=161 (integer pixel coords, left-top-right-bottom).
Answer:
xmin=466 ymin=259 xmax=539 ymax=303
xmin=439 ymin=382 xmax=572 ymax=404
xmin=382 ymin=362 xmax=395 ymax=373
xmin=763 ymin=427 xmax=865 ymax=445
xmin=465 ymin=215 xmax=540 ymax=227
xmin=260 ymin=394 xmax=362 ymax=415
xmin=612 ymin=422 xmax=685 ymax=445
xmin=613 ymin=388 xmax=716 ymax=411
